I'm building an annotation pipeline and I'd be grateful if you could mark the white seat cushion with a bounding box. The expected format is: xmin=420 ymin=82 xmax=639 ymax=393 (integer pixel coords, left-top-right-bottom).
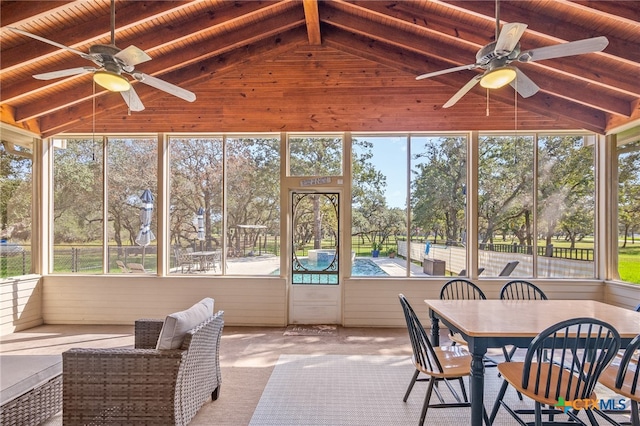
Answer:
xmin=156 ymin=298 xmax=214 ymax=350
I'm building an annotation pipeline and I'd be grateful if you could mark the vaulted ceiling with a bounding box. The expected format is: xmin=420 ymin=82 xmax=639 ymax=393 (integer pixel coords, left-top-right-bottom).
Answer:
xmin=1 ymin=0 xmax=639 ymax=139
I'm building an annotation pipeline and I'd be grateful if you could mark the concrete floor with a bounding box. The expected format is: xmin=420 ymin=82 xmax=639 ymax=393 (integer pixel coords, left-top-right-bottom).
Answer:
xmin=1 ymin=324 xmax=417 ymax=425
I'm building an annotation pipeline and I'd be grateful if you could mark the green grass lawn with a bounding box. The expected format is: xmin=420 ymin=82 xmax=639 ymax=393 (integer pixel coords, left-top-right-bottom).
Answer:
xmin=618 ymin=243 xmax=640 ymax=284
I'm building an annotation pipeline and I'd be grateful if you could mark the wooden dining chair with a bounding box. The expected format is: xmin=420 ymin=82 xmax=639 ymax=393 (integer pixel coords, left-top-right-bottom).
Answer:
xmin=398 ymin=294 xmax=488 ymax=426
xmin=439 ymin=279 xmax=487 ymax=347
xmin=595 ymin=333 xmax=640 ymax=426
xmin=499 ymin=280 xmax=549 ymax=401
xmin=490 ymin=317 xmax=621 ymax=426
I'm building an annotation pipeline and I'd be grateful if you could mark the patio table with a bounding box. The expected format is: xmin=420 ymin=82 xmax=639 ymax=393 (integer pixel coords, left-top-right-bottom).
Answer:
xmin=187 ymin=250 xmax=220 ymax=271
xmin=424 ymin=299 xmax=640 ymax=426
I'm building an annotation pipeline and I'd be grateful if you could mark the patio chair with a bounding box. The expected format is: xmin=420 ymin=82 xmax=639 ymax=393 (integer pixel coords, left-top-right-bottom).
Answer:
xmin=439 ymin=279 xmax=487 ymax=347
xmin=498 ymin=261 xmax=519 ymax=276
xmin=127 ymin=262 xmax=147 ymax=273
xmin=595 ymin=333 xmax=640 ymax=426
xmin=63 ymin=298 xmax=224 ymax=425
xmin=457 ymin=267 xmax=485 ymax=277
xmin=115 ymin=260 xmax=129 ymax=273
xmin=175 ymin=248 xmax=196 ymax=273
xmin=490 ymin=317 xmax=621 ymax=426
xmin=398 ymin=294 xmax=488 ymax=426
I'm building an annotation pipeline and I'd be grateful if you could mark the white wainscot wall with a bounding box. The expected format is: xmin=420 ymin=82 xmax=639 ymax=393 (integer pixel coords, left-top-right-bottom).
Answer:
xmin=41 ymin=275 xmax=288 ymax=326
xmin=1 ymin=275 xmax=44 ymax=334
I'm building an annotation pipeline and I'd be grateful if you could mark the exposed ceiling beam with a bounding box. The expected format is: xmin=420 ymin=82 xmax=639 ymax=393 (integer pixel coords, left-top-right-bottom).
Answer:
xmin=1 ymin=1 xmax=198 ymax=73
xmin=0 ymin=1 xmax=79 ymax=27
xmin=2 ymin=1 xmax=289 ymax=102
xmin=14 ymin=6 xmax=307 ymax=123
xmin=39 ymin=28 xmax=310 ymax=138
xmin=322 ymin=27 xmax=607 ymax=134
xmin=303 ymin=0 xmax=322 ymax=45
xmin=321 ymin=5 xmax=630 ymax=118
xmin=439 ymin=0 xmax=640 ymax=66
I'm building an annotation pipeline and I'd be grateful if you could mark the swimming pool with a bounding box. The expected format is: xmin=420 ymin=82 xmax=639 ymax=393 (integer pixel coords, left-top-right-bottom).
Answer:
xmin=272 ymin=258 xmax=389 ymax=277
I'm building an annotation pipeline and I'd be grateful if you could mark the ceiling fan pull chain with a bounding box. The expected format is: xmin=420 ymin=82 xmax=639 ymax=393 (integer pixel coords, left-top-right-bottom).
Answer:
xmin=486 ymin=88 xmax=490 ymax=116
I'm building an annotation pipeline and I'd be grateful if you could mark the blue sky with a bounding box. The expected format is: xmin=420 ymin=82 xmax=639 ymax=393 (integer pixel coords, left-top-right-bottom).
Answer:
xmin=353 ymin=136 xmax=414 ymax=209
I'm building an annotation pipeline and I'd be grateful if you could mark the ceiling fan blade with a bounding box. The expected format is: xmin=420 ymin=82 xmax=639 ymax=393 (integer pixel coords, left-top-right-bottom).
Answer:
xmin=416 ymin=64 xmax=477 ymax=80
xmin=115 ymin=46 xmax=152 ymax=67
xmin=120 ymin=87 xmax=145 ymax=112
xmin=443 ymin=75 xmax=481 ymax=108
xmin=510 ymin=68 xmax=539 ymax=98
xmin=495 ymin=23 xmax=528 ymax=56
xmin=8 ymin=27 xmax=90 ymax=59
xmin=133 ymin=72 xmax=196 ymax=102
xmin=33 ymin=67 xmax=95 ymax=80
xmin=518 ymin=36 xmax=609 ymax=63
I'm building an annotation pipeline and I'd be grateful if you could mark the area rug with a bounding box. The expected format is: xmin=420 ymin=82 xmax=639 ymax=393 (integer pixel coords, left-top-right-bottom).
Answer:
xmin=283 ymin=324 xmax=338 ymax=336
xmin=249 ymin=354 xmax=632 ymax=426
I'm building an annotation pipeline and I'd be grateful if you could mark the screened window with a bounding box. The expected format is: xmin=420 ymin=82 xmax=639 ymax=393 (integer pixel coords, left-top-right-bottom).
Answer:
xmin=478 ymin=135 xmax=534 ymax=277
xmin=289 ymin=135 xmax=343 ymax=176
xmin=537 ymin=135 xmax=594 ymax=278
xmin=52 ymin=138 xmax=104 ymax=274
xmin=0 ymin=141 xmax=32 ymax=277
xmin=351 ymin=136 xmax=407 ymax=277
xmin=617 ymin=140 xmax=640 ymax=284
xmin=107 ymin=137 xmax=158 ymax=274
xmin=411 ymin=135 xmax=468 ymax=277
xmin=169 ymin=135 xmax=280 ymax=276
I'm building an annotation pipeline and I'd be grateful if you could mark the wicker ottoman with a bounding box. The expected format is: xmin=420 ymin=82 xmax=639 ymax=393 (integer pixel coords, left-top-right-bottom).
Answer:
xmin=0 ymin=355 xmax=62 ymax=426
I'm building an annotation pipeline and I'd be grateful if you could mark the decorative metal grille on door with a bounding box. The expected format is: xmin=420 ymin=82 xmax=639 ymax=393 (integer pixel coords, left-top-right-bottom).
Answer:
xmin=291 ymin=192 xmax=339 ymax=284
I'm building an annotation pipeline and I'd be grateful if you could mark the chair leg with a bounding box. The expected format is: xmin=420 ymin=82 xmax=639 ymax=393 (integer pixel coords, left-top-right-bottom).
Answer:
xmin=633 ymin=400 xmax=640 ymax=426
xmin=419 ymin=376 xmax=436 ymax=426
xmin=489 ymin=378 xmax=510 ymax=424
xmin=403 ymin=369 xmax=419 ymax=402
xmin=535 ymin=402 xmax=543 ymax=426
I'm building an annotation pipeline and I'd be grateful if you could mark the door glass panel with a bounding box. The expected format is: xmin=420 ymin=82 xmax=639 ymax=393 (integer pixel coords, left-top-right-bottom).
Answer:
xmin=292 ymin=192 xmax=339 ymax=284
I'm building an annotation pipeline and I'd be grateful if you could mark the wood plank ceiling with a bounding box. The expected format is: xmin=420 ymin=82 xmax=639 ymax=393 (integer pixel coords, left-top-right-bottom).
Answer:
xmin=1 ymin=0 xmax=639 ymax=138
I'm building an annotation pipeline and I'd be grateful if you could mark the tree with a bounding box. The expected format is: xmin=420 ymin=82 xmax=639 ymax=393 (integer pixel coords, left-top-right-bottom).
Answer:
xmin=618 ymin=141 xmax=640 ymax=247
xmin=478 ymin=136 xmax=534 ymax=245
xmin=411 ymin=137 xmax=467 ymax=244
xmin=0 ymin=143 xmax=32 ymax=240
xmin=538 ymin=136 xmax=594 ymax=249
xmin=53 ymin=138 xmax=103 ymax=244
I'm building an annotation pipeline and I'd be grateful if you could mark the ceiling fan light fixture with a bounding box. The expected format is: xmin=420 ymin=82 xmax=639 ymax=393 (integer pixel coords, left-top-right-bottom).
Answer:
xmin=480 ymin=67 xmax=516 ymax=89
xmin=93 ymin=70 xmax=131 ymax=92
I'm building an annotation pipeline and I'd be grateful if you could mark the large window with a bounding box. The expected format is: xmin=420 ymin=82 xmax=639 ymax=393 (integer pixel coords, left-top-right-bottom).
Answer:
xmin=351 ymin=136 xmax=407 ymax=277
xmin=52 ymin=138 xmax=104 ymax=274
xmin=107 ymin=137 xmax=158 ymax=273
xmin=0 ymin=141 xmax=32 ymax=278
xmin=478 ymin=135 xmax=535 ymax=277
xmin=44 ymin=131 xmax=609 ymax=280
xmin=536 ymin=135 xmax=594 ymax=278
xmin=169 ymin=135 xmax=280 ymax=276
xmin=411 ymin=135 xmax=467 ymax=277
xmin=52 ymin=136 xmax=157 ymax=274
xmin=618 ymin=140 xmax=640 ymax=284
xmin=169 ymin=137 xmax=223 ymax=274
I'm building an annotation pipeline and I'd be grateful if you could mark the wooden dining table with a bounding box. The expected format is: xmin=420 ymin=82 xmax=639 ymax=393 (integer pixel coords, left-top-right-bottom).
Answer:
xmin=424 ymin=299 xmax=640 ymax=426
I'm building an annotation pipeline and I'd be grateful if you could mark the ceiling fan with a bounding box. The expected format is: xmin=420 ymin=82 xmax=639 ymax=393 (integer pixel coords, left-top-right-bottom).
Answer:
xmin=416 ymin=0 xmax=609 ymax=108
xmin=8 ymin=0 xmax=195 ymax=112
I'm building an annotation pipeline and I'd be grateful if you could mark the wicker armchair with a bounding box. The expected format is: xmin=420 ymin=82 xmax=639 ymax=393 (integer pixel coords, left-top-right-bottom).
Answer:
xmin=63 ymin=310 xmax=224 ymax=425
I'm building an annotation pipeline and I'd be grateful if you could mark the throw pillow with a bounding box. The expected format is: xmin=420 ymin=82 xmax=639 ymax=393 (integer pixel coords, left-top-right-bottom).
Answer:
xmin=156 ymin=297 xmax=214 ymax=350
